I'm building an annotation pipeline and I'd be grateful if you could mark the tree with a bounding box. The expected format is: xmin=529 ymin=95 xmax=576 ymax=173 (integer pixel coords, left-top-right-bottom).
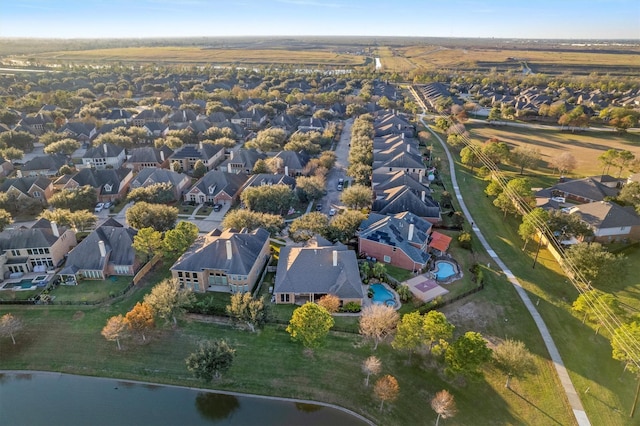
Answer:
xmin=487 ymin=106 xmax=502 ymax=121
xmin=296 ymin=175 xmax=325 ymax=202
xmin=48 ymin=185 xmax=97 ymax=212
xmin=518 ymin=208 xmax=549 ymax=251
xmin=0 ymin=131 xmax=34 ymax=151
xmin=362 ymin=355 xmax=382 ymax=387
xmin=162 ymin=221 xmax=199 ymax=258
xmin=132 ymin=227 xmax=163 ymax=262
xmin=373 ymin=375 xmax=399 ymax=412
xmin=328 ymin=210 xmax=366 ymax=243
xmin=445 ymin=331 xmax=492 ymax=380
xmin=101 ymin=315 xmax=128 ymax=350
xmin=171 ymin=160 xmax=182 ymax=172
xmin=617 ymin=182 xmax=640 ymax=210
xmin=510 ymin=146 xmax=541 ymax=175
xmin=241 ymin=184 xmax=295 ymax=215
xmin=457 ymin=231 xmax=472 ymax=250
xmin=347 ymin=163 xmax=372 ymax=186
xmin=0 ymin=147 xmax=24 ymax=160
xmin=572 ymin=289 xmax=623 ymax=334
xmin=144 ymin=278 xmax=196 ymax=326
xmin=422 ymin=310 xmax=455 ymax=354
xmin=493 ymin=192 xmax=517 ymax=218
xmin=286 ymin=302 xmax=334 ymax=349
xmin=610 ymin=318 xmax=640 ymax=416
xmin=485 ymin=180 xmax=503 ymax=197
xmin=565 ymin=242 xmax=627 ymax=288
xmin=396 ymin=284 xmax=412 ymax=303
xmin=93 ymin=132 xmax=133 ymax=149
xmin=614 ymin=150 xmax=636 ymax=177
xmin=492 ymin=339 xmax=536 ymax=388
xmin=289 ymin=212 xmax=329 ymax=242
xmin=186 ymin=339 xmax=236 ymax=382
xmin=317 ymin=294 xmax=340 ymax=314
xmin=359 ymin=304 xmax=399 ymax=350
xmin=558 ymin=106 xmax=589 ymax=131
xmin=44 ymin=138 xmax=80 ymax=155
xmin=0 ymin=313 xmax=23 ymax=345
xmin=392 ymin=311 xmax=424 ymax=361
xmin=222 ymin=209 xmax=284 ymax=236
xmin=245 ymin=128 xmax=287 ymax=152
xmin=39 ymin=208 xmax=96 ymax=232
xmin=549 ymin=152 xmax=577 ymax=176
xmin=126 ymin=201 xmax=178 ymax=232
xmin=460 ymin=146 xmax=479 ymax=170
xmin=341 ymin=184 xmax=372 ymax=209
xmin=371 ymin=262 xmax=387 ymax=279
xmin=482 ymin=140 xmax=510 ymax=164
xmin=598 ymin=149 xmax=619 ymax=175
xmin=192 ymin=159 xmax=206 ymax=178
xmin=226 ymin=292 xmax=269 ymax=332
xmin=252 ymin=159 xmax=270 ymax=174
xmin=125 ymin=302 xmax=155 ymax=341
xmin=0 ymin=209 xmax=12 ymax=232
xmin=431 ymin=390 xmax=458 ymax=426
xmin=127 ymin=182 xmax=175 ymax=204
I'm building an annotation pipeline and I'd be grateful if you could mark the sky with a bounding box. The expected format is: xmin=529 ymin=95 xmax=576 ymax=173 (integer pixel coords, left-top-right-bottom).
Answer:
xmin=1 ymin=0 xmax=639 ymax=39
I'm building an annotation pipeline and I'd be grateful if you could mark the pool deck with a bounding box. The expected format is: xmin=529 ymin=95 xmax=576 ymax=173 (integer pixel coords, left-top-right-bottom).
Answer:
xmin=403 ymin=274 xmax=449 ymax=303
xmin=0 ymin=272 xmax=54 ymax=291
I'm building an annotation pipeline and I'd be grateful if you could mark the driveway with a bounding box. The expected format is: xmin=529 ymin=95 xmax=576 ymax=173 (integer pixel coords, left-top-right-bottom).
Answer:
xmin=319 ymin=118 xmax=353 ymax=215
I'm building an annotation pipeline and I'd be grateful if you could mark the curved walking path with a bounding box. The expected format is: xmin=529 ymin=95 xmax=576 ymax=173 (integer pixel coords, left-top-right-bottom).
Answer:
xmin=420 ymin=115 xmax=590 ymax=426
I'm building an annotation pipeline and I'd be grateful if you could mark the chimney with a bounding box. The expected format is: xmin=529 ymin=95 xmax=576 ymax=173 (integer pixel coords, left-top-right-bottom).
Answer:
xmin=103 ymin=144 xmax=108 ymax=155
xmin=160 ymin=150 xmax=165 ymax=162
xmin=333 ymin=250 xmax=338 ymax=267
xmin=229 ymin=150 xmax=234 ymax=160
xmin=284 ymin=165 xmax=289 ymax=176
xmin=406 ymin=144 xmax=410 ymax=153
xmin=419 ymin=170 xmax=424 ymax=183
xmin=227 ymin=163 xmax=232 ymax=173
xmin=226 ymin=240 xmax=232 ymax=260
xmin=98 ymin=240 xmax=106 ymax=257
xmin=408 ymin=223 xmax=415 ymax=241
xmin=198 ymin=141 xmax=203 ymax=150
xmin=421 ymin=191 xmax=426 ymax=202
xmin=50 ymin=221 xmax=59 ymax=237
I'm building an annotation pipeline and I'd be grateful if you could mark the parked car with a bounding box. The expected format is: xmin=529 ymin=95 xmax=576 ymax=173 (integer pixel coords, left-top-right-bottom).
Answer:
xmin=316 ymin=203 xmax=323 ymax=211
xmin=338 ymin=178 xmax=344 ymax=184
xmin=103 ymin=201 xmax=112 ymax=210
xmin=213 ymin=203 xmax=222 ymax=212
xmin=337 ymin=184 xmax=343 ymax=191
xmin=329 ymin=208 xmax=337 ymax=216
xmin=94 ymin=203 xmax=104 ymax=212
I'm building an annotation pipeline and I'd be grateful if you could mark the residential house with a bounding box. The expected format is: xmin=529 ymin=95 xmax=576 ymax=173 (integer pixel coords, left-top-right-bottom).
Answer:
xmin=103 ymin=108 xmax=132 ymax=123
xmin=0 ymin=176 xmax=54 ymax=203
xmin=569 ymin=202 xmax=640 ymax=243
xmin=358 ymin=212 xmax=432 ymax=271
xmin=0 ymin=157 xmax=13 ymax=177
xmin=274 ymin=236 xmax=364 ymax=306
xmin=535 ymin=177 xmax=619 ymax=204
xmin=170 ymin=228 xmax=271 ymax=293
xmin=19 ymin=154 xmax=68 ymax=177
xmin=125 ymin=146 xmax=172 ymax=171
xmin=372 ymin=186 xmax=441 ymax=224
xmin=297 ymin=117 xmax=327 ymax=133
xmin=64 ymin=167 xmax=133 ymax=203
xmin=169 ymin=143 xmax=225 ymax=173
xmin=0 ymin=219 xmax=76 ymax=276
xmin=242 ymin=173 xmax=296 ymax=190
xmin=230 ymin=109 xmax=267 ymax=130
xmin=59 ymin=122 xmax=96 ymax=142
xmin=142 ymin=122 xmax=169 ymax=139
xmin=82 ymin=143 xmax=126 ymax=169
xmin=184 ymin=170 xmax=247 ymax=205
xmin=17 ymin=113 xmax=52 ymax=135
xmin=129 ymin=168 xmax=191 ymax=201
xmin=131 ymin=109 xmax=165 ymax=127
xmin=217 ymin=148 xmax=266 ymax=174
xmin=58 ymin=218 xmax=139 ymax=283
xmin=269 ymin=151 xmax=310 ymax=176
xmin=270 ymin=113 xmax=299 ymax=133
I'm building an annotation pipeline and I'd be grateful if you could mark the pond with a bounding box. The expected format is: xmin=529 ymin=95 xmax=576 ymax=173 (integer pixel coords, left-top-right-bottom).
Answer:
xmin=0 ymin=372 xmax=372 ymax=426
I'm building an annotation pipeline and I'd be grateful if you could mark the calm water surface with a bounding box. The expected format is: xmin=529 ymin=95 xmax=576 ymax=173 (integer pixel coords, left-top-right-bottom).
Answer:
xmin=0 ymin=372 xmax=371 ymax=426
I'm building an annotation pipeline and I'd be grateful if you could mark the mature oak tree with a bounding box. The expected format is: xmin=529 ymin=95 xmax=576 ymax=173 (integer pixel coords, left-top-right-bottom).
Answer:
xmin=226 ymin=292 xmax=268 ymax=333
xmin=186 ymin=339 xmax=236 ymax=382
xmin=286 ymin=302 xmax=334 ymax=349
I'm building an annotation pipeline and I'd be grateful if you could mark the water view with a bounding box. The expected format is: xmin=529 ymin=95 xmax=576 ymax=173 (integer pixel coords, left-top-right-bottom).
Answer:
xmin=0 ymin=372 xmax=372 ymax=426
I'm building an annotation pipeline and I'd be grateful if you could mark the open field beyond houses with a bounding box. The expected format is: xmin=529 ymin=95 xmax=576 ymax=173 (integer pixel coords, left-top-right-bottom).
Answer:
xmin=30 ymin=47 xmax=366 ymax=66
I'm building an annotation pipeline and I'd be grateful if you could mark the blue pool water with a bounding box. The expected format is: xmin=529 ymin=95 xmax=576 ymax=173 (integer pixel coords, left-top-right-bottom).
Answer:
xmin=434 ymin=261 xmax=456 ymax=280
xmin=370 ymin=283 xmax=395 ymax=307
xmin=2 ymin=278 xmax=35 ymax=289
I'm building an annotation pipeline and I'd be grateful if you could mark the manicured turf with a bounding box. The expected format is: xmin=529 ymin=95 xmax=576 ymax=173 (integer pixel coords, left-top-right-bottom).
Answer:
xmin=49 ymin=276 xmax=133 ymax=303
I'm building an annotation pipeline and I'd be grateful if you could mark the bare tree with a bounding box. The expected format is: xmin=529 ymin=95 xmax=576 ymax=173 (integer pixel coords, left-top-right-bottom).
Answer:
xmin=431 ymin=390 xmax=458 ymax=426
xmin=362 ymin=355 xmax=382 ymax=387
xmin=359 ymin=304 xmax=399 ymax=350
xmin=549 ymin=152 xmax=577 ymax=176
xmin=373 ymin=375 xmax=399 ymax=412
xmin=0 ymin=313 xmax=23 ymax=345
xmin=101 ymin=315 xmax=128 ymax=350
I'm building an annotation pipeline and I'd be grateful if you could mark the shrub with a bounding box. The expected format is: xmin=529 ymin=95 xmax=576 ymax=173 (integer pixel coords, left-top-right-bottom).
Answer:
xmin=458 ymin=232 xmax=472 ymax=250
xmin=342 ymin=302 xmax=362 ymax=313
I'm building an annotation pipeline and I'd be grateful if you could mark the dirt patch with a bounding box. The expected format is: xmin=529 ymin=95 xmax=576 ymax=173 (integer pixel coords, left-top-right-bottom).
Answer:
xmin=72 ymin=311 xmax=85 ymax=321
xmin=441 ymin=299 xmax=504 ymax=332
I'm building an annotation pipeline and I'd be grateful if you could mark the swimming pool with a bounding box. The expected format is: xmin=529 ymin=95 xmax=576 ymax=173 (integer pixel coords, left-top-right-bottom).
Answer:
xmin=2 ymin=278 xmax=36 ymax=290
xmin=434 ymin=261 xmax=457 ymax=280
xmin=370 ymin=283 xmax=396 ymax=307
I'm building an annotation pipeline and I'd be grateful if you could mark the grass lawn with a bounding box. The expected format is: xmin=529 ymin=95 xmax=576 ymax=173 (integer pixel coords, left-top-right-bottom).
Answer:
xmin=0 ymin=288 xmax=41 ymax=302
xmin=49 ymin=276 xmax=133 ymax=303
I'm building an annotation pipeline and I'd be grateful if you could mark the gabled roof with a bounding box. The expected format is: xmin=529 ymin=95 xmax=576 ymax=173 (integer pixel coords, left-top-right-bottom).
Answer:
xmin=21 ymin=154 xmax=67 ymax=172
xmin=570 ymin=202 xmax=640 ymax=229
xmin=373 ymin=150 xmax=425 ymax=170
xmin=170 ymin=143 xmax=223 ymax=161
xmin=0 ymin=218 xmax=68 ymax=250
xmin=83 ymin=143 xmax=124 ymax=159
xmin=243 ymin=173 xmax=296 ymax=189
xmin=271 ymin=150 xmax=310 ymax=170
xmin=218 ymin=148 xmax=266 ymax=171
xmin=538 ymin=177 xmax=619 ymax=202
xmin=60 ymin=219 xmax=137 ymax=273
xmin=191 ymin=170 xmax=247 ymax=197
xmin=171 ymin=228 xmax=269 ymax=275
xmin=373 ymin=186 xmax=440 ymax=219
xmin=127 ymin=146 xmax=169 ymax=164
xmin=0 ymin=176 xmax=51 ymax=194
xmin=70 ymin=168 xmax=130 ymax=195
xmin=275 ymin=236 xmax=363 ymax=300
xmin=59 ymin=121 xmax=95 ymax=137
xmin=104 ymin=108 xmax=132 ymax=121
xmin=373 ymin=170 xmax=431 ymax=194
xmin=131 ymin=168 xmax=189 ymax=188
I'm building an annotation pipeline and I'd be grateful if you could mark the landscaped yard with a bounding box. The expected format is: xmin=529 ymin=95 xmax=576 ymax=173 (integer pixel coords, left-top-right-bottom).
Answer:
xmin=48 ymin=276 xmax=133 ymax=303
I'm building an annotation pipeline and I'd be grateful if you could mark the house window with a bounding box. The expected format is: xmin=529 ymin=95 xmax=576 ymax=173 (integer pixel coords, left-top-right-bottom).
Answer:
xmin=33 ymin=191 xmax=41 ymax=198
xmin=392 ymin=247 xmax=397 ymax=252
xmin=11 ymin=249 xmax=20 ymax=256
xmin=280 ymin=293 xmax=290 ymax=303
xmin=383 ymin=255 xmax=391 ymax=263
xmin=177 ymin=271 xmax=183 ymax=277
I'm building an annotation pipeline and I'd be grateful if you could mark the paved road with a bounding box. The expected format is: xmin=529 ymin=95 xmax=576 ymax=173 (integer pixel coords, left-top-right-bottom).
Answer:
xmin=321 ymin=118 xmax=352 ymax=215
xmin=420 ymin=114 xmax=591 ymax=426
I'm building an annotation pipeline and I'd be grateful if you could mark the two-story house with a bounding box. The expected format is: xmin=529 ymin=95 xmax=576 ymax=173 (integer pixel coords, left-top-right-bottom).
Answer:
xmin=169 ymin=143 xmax=225 ymax=173
xmin=82 ymin=143 xmax=126 ymax=170
xmin=0 ymin=176 xmax=54 ymax=203
xmin=63 ymin=168 xmax=133 ymax=203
